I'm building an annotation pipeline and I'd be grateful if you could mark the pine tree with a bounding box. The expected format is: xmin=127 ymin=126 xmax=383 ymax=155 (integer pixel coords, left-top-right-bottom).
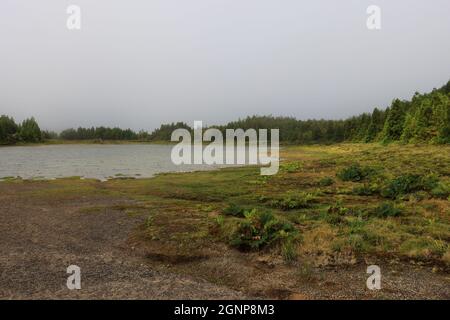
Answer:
xmin=381 ymin=99 xmax=408 ymax=142
xmin=0 ymin=115 xmax=19 ymax=144
xmin=19 ymin=117 xmax=42 ymax=142
xmin=365 ymin=108 xmax=385 ymax=142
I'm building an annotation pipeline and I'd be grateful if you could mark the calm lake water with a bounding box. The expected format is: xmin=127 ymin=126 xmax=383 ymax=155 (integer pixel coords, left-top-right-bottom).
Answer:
xmin=0 ymin=144 xmax=234 ymax=181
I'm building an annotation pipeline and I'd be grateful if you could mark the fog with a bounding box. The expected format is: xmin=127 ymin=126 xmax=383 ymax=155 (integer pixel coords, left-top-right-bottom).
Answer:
xmin=1 ymin=0 xmax=449 ymax=131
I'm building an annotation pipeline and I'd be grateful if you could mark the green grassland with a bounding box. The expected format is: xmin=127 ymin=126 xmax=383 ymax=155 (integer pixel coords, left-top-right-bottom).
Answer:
xmin=9 ymin=143 xmax=449 ymax=266
xmin=3 ymin=143 xmax=449 ymax=297
xmin=125 ymin=143 xmax=449 ymax=266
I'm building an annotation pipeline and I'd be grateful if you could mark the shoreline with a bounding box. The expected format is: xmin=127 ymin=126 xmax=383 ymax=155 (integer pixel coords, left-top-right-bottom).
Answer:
xmin=0 ymin=139 xmax=176 ymax=147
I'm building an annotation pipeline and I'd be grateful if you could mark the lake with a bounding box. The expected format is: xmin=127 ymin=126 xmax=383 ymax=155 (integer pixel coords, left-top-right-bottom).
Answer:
xmin=0 ymin=144 xmax=233 ymax=181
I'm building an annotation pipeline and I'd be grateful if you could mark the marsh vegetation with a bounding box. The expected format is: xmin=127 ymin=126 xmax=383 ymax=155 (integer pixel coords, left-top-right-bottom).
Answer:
xmin=2 ymin=143 xmax=448 ymax=298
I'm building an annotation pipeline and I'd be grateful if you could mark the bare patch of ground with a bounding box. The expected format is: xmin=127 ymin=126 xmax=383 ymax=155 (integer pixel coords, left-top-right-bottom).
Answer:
xmin=131 ymin=238 xmax=450 ymax=300
xmin=0 ymin=181 xmax=247 ymax=299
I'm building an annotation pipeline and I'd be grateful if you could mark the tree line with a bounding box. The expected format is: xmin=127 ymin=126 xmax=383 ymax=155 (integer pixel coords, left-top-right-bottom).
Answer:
xmin=0 ymin=117 xmax=44 ymax=144
xmin=149 ymin=80 xmax=450 ymax=144
xmin=1 ymin=80 xmax=449 ymax=145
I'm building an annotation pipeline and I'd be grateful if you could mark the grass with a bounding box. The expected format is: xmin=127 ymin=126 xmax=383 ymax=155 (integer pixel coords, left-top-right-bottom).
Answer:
xmin=3 ymin=143 xmax=449 ymax=270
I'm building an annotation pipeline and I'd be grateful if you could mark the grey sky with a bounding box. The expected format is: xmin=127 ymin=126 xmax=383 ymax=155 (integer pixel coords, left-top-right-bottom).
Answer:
xmin=1 ymin=0 xmax=450 ymax=132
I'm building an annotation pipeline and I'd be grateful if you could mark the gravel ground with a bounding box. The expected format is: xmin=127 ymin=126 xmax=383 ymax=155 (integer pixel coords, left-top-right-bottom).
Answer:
xmin=0 ymin=183 xmax=247 ymax=299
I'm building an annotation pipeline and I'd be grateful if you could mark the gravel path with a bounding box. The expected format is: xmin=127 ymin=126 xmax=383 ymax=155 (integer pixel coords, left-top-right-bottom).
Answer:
xmin=0 ymin=183 xmax=247 ymax=299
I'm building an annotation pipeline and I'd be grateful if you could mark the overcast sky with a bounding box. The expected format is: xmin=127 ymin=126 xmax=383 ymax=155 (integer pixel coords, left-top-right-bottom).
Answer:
xmin=1 ymin=0 xmax=450 ymax=131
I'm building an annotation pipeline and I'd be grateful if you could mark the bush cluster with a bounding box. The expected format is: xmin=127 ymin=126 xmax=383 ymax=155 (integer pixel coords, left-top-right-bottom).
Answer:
xmin=229 ymin=209 xmax=296 ymax=250
xmin=337 ymin=164 xmax=374 ymax=182
xmin=380 ymin=174 xmax=439 ymax=199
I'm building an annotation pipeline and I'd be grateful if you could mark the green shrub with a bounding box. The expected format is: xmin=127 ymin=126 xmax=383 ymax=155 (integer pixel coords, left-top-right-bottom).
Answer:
xmin=430 ymin=182 xmax=450 ymax=199
xmin=372 ymin=202 xmax=403 ymax=218
xmin=347 ymin=218 xmax=367 ymax=234
xmin=324 ymin=201 xmax=353 ymax=225
xmin=381 ymin=174 xmax=439 ymax=199
xmin=222 ymin=203 xmax=245 ymax=217
xmin=337 ymin=164 xmax=374 ymax=182
xmin=318 ymin=177 xmax=334 ymax=187
xmin=421 ymin=174 xmax=440 ymax=190
xmin=229 ymin=209 xmax=296 ymax=250
xmin=327 ymin=201 xmax=350 ymax=215
xmin=270 ymin=192 xmax=316 ymax=210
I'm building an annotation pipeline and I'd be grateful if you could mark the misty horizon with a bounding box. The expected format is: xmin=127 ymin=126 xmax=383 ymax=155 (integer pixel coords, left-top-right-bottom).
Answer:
xmin=2 ymin=0 xmax=450 ymax=132
xmin=2 ymin=81 xmax=449 ymax=134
